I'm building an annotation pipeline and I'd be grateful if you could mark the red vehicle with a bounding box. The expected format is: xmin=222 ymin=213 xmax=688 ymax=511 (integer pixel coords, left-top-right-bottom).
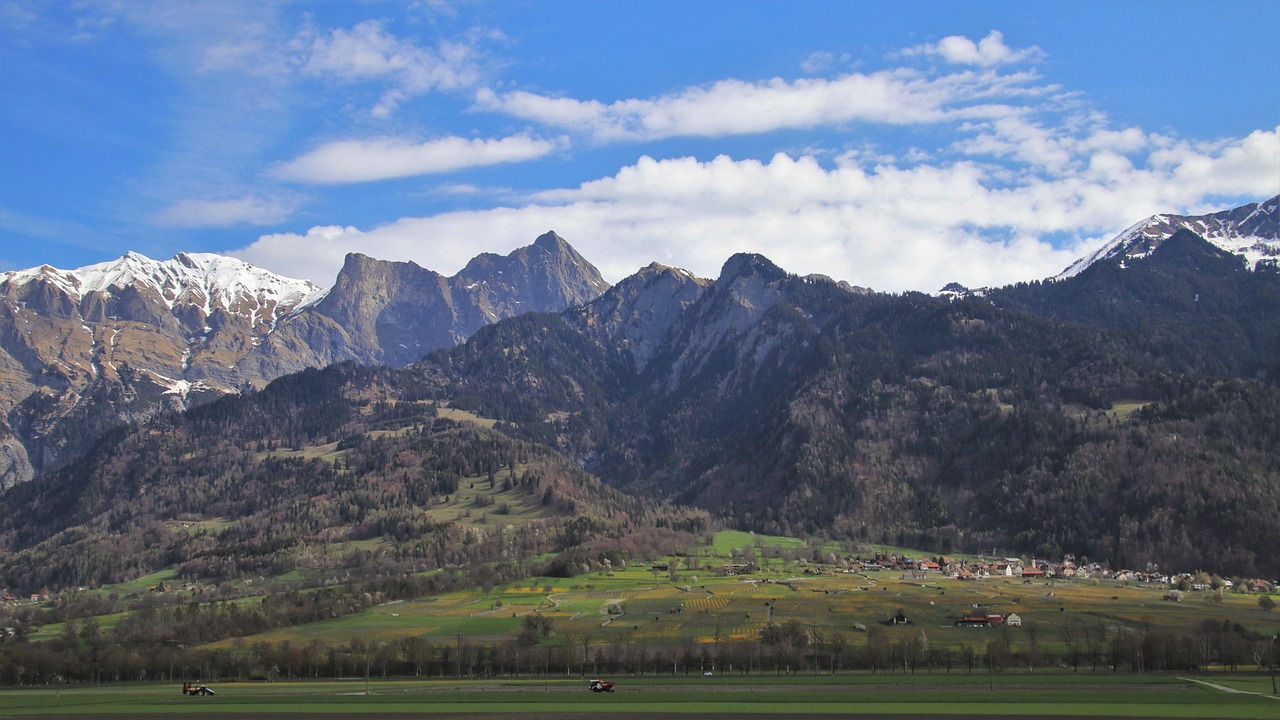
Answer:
xmin=588 ymin=679 xmax=616 ymax=692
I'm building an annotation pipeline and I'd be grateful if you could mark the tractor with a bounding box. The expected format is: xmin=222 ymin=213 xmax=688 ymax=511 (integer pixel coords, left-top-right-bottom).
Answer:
xmin=182 ymin=681 xmax=215 ymax=696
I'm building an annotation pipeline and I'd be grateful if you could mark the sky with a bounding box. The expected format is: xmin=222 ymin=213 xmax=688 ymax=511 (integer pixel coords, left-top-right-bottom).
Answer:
xmin=2 ymin=0 xmax=1278 ymax=293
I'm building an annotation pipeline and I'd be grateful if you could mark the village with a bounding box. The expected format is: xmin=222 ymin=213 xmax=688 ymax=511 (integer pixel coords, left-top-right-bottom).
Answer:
xmin=704 ymin=550 xmax=1279 ymax=629
xmin=716 ymin=550 xmax=1276 ymax=591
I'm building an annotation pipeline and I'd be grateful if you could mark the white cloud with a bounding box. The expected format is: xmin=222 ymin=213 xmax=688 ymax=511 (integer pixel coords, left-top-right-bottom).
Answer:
xmin=954 ymin=116 xmax=1076 ymax=173
xmin=272 ymin=134 xmax=559 ymax=184
xmin=298 ymin=19 xmax=482 ymax=117
xmin=153 ymin=195 xmax=298 ymax=228
xmin=902 ymin=30 xmax=1043 ymax=67
xmin=475 ymin=68 xmax=1037 ymax=143
xmin=800 ymin=50 xmax=851 ymax=75
xmin=232 ymin=126 xmax=1279 ymax=290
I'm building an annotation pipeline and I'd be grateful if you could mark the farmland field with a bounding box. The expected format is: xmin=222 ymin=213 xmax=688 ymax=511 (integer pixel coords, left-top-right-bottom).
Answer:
xmin=207 ymin=551 xmax=1276 ymax=655
xmin=12 ymin=531 xmax=1278 ymax=697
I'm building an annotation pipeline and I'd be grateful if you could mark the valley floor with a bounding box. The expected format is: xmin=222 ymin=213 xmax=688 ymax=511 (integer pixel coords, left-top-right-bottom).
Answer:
xmin=1 ymin=675 xmax=1276 ymax=719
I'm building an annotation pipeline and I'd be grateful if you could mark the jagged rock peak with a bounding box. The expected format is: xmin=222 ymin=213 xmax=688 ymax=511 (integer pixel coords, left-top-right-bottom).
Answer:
xmin=533 ymin=230 xmax=569 ymax=251
xmin=717 ymin=253 xmax=788 ymax=284
xmin=590 ymin=261 xmax=707 ymax=306
xmin=333 ymin=252 xmax=434 ymax=281
xmin=634 ymin=261 xmax=702 ymax=281
xmin=573 ymin=261 xmax=708 ymax=372
xmin=456 ymin=231 xmax=610 ymax=296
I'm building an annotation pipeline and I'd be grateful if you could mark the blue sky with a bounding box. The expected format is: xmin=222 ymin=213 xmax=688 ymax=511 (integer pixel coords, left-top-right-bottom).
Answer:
xmin=2 ymin=0 xmax=1277 ymax=292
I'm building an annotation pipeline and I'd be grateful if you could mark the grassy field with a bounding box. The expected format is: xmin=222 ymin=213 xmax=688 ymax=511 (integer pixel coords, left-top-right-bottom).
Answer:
xmin=435 ymin=405 xmax=497 ymax=428
xmin=1107 ymin=399 xmax=1155 ymax=421
xmin=420 ymin=465 xmax=553 ymax=528
xmin=193 ymin=532 xmax=1277 ymax=657
xmin=0 ymin=674 xmax=1276 ymax=718
xmin=31 ymin=530 xmax=1279 ymax=672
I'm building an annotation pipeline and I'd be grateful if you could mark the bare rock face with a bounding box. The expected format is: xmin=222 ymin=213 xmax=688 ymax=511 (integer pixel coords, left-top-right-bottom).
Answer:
xmin=574 ymin=262 xmax=710 ymax=372
xmin=0 ymin=233 xmax=610 ymax=484
xmin=459 ymin=231 xmax=612 ymax=313
xmin=245 ymin=231 xmax=611 ymax=374
xmin=657 ymin=253 xmax=791 ymax=389
xmin=0 ymin=419 xmax=33 ymax=490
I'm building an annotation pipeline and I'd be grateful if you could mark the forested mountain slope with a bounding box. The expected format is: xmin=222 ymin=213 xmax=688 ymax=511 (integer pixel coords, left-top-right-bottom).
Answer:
xmin=424 ymin=236 xmax=1280 ymax=575
xmin=988 ymin=229 xmax=1280 ymax=378
xmin=0 ymin=362 xmax=707 ymax=589
xmin=2 ymin=218 xmax=1279 ymax=589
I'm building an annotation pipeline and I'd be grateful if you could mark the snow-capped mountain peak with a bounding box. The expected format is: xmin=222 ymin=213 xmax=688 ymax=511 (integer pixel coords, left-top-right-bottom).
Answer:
xmin=8 ymin=249 xmax=325 ymax=311
xmin=2 ymin=251 xmax=324 ymax=320
xmin=1055 ymin=194 xmax=1279 ymax=279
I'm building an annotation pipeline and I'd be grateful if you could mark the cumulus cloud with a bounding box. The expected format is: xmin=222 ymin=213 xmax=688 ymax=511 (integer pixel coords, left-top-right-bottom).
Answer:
xmin=272 ymin=134 xmax=559 ymax=184
xmin=232 ymin=125 xmax=1279 ymax=289
xmin=298 ymin=19 xmax=482 ymax=117
xmin=902 ymin=30 xmax=1044 ymax=67
xmin=153 ymin=195 xmax=299 ymax=228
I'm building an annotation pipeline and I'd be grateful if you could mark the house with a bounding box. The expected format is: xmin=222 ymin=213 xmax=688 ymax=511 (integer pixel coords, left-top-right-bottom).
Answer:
xmin=956 ymin=613 xmax=990 ymax=627
xmin=1006 ymin=613 xmax=1022 ymax=627
xmin=1019 ymin=566 xmax=1044 ymax=578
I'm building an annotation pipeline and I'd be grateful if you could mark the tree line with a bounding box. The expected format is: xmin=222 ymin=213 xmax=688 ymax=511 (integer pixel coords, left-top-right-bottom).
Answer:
xmin=2 ymin=613 xmax=1274 ymax=685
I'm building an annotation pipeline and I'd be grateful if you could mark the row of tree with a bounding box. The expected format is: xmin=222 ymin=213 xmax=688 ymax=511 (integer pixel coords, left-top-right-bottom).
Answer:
xmin=2 ymin=617 xmax=1274 ymax=685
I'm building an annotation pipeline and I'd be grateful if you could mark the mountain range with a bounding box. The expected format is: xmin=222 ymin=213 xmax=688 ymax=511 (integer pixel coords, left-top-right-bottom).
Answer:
xmin=0 ymin=231 xmax=606 ymax=486
xmin=0 ymin=196 xmax=1277 ymax=585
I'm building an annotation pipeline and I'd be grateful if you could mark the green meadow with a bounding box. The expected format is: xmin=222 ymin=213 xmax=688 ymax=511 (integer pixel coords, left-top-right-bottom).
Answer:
xmin=183 ymin=531 xmax=1279 ymax=661
xmin=0 ymin=674 xmax=1276 ymax=717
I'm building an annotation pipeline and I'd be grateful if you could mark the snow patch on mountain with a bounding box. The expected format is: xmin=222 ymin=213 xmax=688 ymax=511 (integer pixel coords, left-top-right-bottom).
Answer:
xmin=1055 ymin=195 xmax=1279 ymax=280
xmin=0 ymin=251 xmax=323 ymax=322
xmin=144 ymin=369 xmax=214 ymax=403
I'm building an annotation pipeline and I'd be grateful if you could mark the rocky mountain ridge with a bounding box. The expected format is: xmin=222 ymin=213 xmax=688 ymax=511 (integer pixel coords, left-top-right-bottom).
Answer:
xmin=427 ymin=224 xmax=1280 ymax=576
xmin=2 ymin=206 xmax=1280 ymax=584
xmin=1055 ymin=193 xmax=1279 ymax=279
xmin=1 ymin=195 xmax=1275 ymax=493
xmin=0 ymin=232 xmax=608 ymax=487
